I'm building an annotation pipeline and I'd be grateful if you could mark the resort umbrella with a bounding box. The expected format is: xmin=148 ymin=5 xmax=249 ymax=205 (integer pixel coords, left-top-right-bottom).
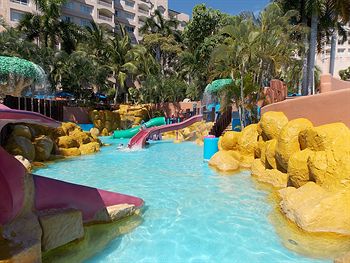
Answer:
xmin=94 ymin=92 xmax=107 ymax=100
xmin=204 ymin=78 xmax=233 ymax=94
xmin=55 ymin=91 xmax=74 ymax=98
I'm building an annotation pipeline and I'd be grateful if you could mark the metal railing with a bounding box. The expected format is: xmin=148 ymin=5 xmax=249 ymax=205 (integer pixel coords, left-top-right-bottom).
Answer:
xmin=138 ymin=8 xmax=149 ymax=15
xmin=3 ymin=95 xmax=67 ymax=122
xmin=98 ymin=0 xmax=112 ymax=8
xmin=98 ymin=14 xmax=112 ymax=21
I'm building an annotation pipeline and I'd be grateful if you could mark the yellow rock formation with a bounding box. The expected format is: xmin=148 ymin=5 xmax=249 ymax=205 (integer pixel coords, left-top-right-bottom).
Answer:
xmin=220 ymin=131 xmax=241 ymax=151
xmin=162 ymin=121 xmax=213 ymax=145
xmin=209 ymin=151 xmax=240 ymax=172
xmin=279 ymin=182 xmax=350 ymax=235
xmin=79 ymin=142 xmax=100 ymax=155
xmin=58 ymin=147 xmax=81 ymax=157
xmin=265 ymin=139 xmax=277 ymax=169
xmin=57 ymin=136 xmax=79 ymax=149
xmin=288 ymin=149 xmax=314 ymax=188
xmin=275 ymin=118 xmax=313 ymax=171
xmin=238 ymin=124 xmax=258 ymax=156
xmin=258 ymin=111 xmax=288 ymax=140
xmin=209 ymin=111 xmax=350 ymax=236
xmin=33 ymin=135 xmax=53 ymax=161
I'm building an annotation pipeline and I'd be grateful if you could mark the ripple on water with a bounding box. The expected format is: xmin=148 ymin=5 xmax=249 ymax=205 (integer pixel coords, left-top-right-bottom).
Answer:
xmin=36 ymin=138 xmax=339 ymax=263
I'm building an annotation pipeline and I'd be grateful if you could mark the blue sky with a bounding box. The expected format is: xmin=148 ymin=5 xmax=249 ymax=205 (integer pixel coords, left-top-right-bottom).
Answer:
xmin=168 ymin=0 xmax=270 ymax=16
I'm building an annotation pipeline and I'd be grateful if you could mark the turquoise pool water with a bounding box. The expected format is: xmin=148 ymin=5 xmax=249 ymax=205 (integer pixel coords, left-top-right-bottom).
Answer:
xmin=36 ymin=138 xmax=330 ymax=263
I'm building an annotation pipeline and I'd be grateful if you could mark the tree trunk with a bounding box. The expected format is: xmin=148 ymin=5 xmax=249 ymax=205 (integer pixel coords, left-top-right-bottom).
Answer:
xmin=240 ymin=68 xmax=245 ymax=128
xmin=301 ymin=50 xmax=309 ymax=95
xmin=301 ymin=1 xmax=309 ymax=96
xmin=114 ymin=83 xmax=118 ymax=105
xmin=307 ymin=11 xmax=318 ymax=95
xmin=329 ymin=30 xmax=337 ymax=75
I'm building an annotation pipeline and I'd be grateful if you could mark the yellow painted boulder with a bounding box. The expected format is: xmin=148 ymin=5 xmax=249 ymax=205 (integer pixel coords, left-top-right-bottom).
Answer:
xmin=79 ymin=142 xmax=100 ymax=155
xmin=288 ymin=149 xmax=314 ymax=188
xmin=265 ymin=139 xmax=277 ymax=169
xmin=275 ymin=118 xmax=313 ymax=172
xmin=69 ymin=130 xmax=91 ymax=145
xmin=101 ymin=128 xmax=109 ymax=136
xmin=209 ymin=151 xmax=240 ymax=172
xmin=220 ymin=131 xmax=241 ymax=151
xmin=238 ymin=124 xmax=259 ymax=156
xmin=300 ymin=123 xmax=350 ymax=152
xmin=258 ymin=111 xmax=288 ymax=140
xmin=93 ymin=119 xmax=103 ymax=131
xmin=5 ymin=136 xmax=35 ymax=161
xmin=89 ymin=110 xmax=99 ymax=121
xmin=58 ymin=147 xmax=81 ymax=157
xmin=251 ymin=159 xmax=266 ymax=176
xmin=253 ymin=168 xmax=289 ymax=188
xmin=240 ymin=154 xmax=255 ymax=169
xmin=308 ymin=150 xmax=350 ymax=191
xmin=33 ymin=135 xmax=54 ymax=161
xmin=279 ymin=182 xmax=350 ymax=235
xmin=12 ymin=124 xmax=32 ymax=140
xmin=57 ymin=136 xmax=79 ymax=149
xmin=228 ymin=150 xmax=242 ymax=162
xmin=61 ymin=122 xmax=79 ymax=135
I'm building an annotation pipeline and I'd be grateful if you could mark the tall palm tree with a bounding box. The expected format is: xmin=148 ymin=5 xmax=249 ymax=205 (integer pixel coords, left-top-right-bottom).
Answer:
xmin=140 ymin=9 xmax=181 ymax=68
xmin=327 ymin=0 xmax=350 ymax=75
xmin=140 ymin=9 xmax=180 ymax=38
xmin=108 ymin=25 xmax=138 ymax=104
xmin=210 ymin=17 xmax=259 ymax=127
xmin=18 ymin=0 xmax=81 ymax=53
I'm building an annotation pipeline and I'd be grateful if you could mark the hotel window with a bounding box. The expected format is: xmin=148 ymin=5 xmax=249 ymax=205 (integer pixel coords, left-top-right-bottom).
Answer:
xmin=62 ymin=16 xmax=73 ymax=22
xmin=124 ymin=12 xmax=135 ymax=21
xmin=10 ymin=10 xmax=25 ymax=21
xmin=80 ymin=19 xmax=91 ymax=27
xmin=124 ymin=0 xmax=135 ymax=8
xmin=80 ymin=4 xmax=92 ymax=14
xmin=125 ymin=26 xmax=134 ymax=33
xmin=10 ymin=0 xmax=29 ymax=5
xmin=64 ymin=1 xmax=75 ymax=10
xmin=338 ymin=48 xmax=345 ymax=53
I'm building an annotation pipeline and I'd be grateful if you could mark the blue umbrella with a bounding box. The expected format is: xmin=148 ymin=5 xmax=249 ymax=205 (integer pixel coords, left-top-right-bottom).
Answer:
xmin=56 ymin=91 xmax=74 ymax=98
xmin=95 ymin=92 xmax=107 ymax=99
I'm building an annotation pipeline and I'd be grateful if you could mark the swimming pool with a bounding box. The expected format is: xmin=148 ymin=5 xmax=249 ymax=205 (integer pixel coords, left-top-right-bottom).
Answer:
xmin=36 ymin=138 xmax=332 ymax=263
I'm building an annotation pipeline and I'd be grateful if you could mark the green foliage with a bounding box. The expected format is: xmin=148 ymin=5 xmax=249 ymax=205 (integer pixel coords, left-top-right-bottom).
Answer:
xmin=183 ymin=4 xmax=227 ymax=51
xmin=130 ymin=75 xmax=189 ymax=104
xmin=339 ymin=67 xmax=350 ymax=81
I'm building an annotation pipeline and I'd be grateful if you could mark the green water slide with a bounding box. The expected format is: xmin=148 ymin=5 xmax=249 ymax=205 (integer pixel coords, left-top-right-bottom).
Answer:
xmin=113 ymin=117 xmax=166 ymax=139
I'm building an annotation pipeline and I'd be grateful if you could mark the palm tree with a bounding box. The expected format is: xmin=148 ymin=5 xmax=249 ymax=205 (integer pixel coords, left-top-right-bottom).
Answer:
xmin=108 ymin=25 xmax=138 ymax=104
xmin=140 ymin=9 xmax=180 ymax=38
xmin=82 ymin=21 xmax=111 ymax=60
xmin=18 ymin=0 xmax=81 ymax=53
xmin=210 ymin=16 xmax=259 ymax=127
xmin=210 ymin=3 xmax=306 ymax=127
xmin=327 ymin=0 xmax=350 ymax=75
xmin=140 ymin=9 xmax=182 ymax=73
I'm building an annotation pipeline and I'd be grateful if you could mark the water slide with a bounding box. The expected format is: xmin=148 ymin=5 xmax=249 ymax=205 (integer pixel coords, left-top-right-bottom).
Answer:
xmin=0 ymin=104 xmax=143 ymax=225
xmin=128 ymin=115 xmax=203 ymax=149
xmin=113 ymin=117 xmax=166 ymax=139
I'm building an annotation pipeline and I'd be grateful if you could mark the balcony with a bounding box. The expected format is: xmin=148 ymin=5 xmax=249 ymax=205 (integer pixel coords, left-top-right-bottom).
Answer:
xmin=98 ymin=14 xmax=112 ymax=22
xmin=138 ymin=8 xmax=149 ymax=15
xmin=98 ymin=0 xmax=112 ymax=8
